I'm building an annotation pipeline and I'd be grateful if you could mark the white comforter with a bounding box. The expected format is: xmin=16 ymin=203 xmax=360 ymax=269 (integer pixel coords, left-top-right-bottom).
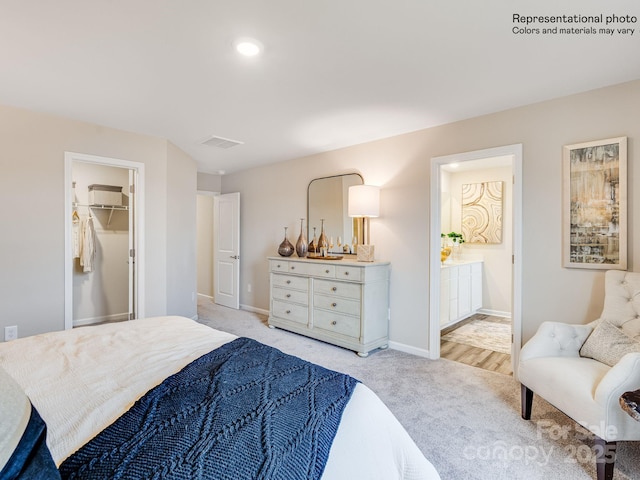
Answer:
xmin=0 ymin=316 xmax=439 ymax=480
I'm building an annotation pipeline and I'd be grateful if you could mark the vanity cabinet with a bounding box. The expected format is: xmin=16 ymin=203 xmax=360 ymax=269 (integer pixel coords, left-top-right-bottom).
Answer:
xmin=268 ymin=257 xmax=390 ymax=357
xmin=440 ymin=261 xmax=483 ymax=329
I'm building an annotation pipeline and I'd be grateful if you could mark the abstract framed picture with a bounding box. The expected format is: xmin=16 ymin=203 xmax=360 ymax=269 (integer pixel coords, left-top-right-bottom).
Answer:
xmin=563 ymin=136 xmax=627 ymax=270
xmin=461 ymin=181 xmax=503 ymax=244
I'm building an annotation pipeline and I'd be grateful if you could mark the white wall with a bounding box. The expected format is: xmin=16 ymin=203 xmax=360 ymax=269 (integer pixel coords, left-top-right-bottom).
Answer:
xmin=222 ymin=79 xmax=640 ymax=353
xmin=0 ymin=104 xmax=197 ymax=338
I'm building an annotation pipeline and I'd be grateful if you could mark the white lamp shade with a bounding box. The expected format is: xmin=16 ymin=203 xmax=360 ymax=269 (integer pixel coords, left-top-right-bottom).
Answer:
xmin=348 ymin=185 xmax=380 ymax=218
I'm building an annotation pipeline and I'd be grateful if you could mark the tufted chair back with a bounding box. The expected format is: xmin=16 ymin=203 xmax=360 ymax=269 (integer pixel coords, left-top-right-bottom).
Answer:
xmin=600 ymin=270 xmax=640 ymax=340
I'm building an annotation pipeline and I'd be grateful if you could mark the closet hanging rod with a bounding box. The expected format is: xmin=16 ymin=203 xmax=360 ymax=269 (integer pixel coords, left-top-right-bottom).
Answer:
xmin=72 ymin=203 xmax=127 ymax=226
xmin=72 ymin=203 xmax=128 ymax=211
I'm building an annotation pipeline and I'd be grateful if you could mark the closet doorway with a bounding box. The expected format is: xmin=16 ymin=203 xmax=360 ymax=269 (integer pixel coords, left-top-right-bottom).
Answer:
xmin=429 ymin=144 xmax=523 ymax=376
xmin=64 ymin=152 xmax=145 ymax=330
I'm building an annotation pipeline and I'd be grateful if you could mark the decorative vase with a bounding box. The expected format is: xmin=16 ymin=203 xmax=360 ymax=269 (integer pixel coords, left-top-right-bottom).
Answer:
xmin=317 ymin=219 xmax=328 ymax=256
xmin=277 ymin=227 xmax=294 ymax=257
xmin=452 ymin=237 xmax=461 ymax=261
xmin=295 ymin=218 xmax=308 ymax=257
xmin=308 ymin=227 xmax=317 ymax=254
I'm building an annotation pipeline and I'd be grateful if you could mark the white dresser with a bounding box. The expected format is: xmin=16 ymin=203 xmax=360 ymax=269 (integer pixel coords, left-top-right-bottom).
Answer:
xmin=268 ymin=256 xmax=390 ymax=357
xmin=440 ymin=261 xmax=483 ymax=329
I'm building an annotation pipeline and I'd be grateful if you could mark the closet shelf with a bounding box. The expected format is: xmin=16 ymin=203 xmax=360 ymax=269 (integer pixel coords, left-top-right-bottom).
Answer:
xmin=73 ymin=203 xmax=128 ymax=211
xmin=73 ymin=203 xmax=128 ymax=226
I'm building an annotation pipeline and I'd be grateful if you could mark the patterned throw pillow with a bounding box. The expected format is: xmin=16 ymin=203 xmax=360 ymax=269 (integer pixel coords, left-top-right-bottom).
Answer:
xmin=580 ymin=320 xmax=640 ymax=367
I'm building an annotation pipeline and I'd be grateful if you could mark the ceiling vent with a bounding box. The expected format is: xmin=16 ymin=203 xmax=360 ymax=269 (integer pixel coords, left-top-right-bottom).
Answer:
xmin=201 ymin=135 xmax=244 ymax=149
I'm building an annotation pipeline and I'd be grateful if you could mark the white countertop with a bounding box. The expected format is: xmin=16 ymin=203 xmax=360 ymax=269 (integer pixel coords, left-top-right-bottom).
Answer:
xmin=441 ymin=258 xmax=483 ymax=268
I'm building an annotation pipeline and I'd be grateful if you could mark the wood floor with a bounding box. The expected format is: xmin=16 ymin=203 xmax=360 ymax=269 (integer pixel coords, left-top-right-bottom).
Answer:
xmin=440 ymin=314 xmax=512 ymax=376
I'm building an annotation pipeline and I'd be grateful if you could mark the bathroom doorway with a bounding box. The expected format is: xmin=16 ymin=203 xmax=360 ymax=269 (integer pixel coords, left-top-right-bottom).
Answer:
xmin=429 ymin=144 xmax=523 ymax=376
xmin=64 ymin=152 xmax=145 ymax=329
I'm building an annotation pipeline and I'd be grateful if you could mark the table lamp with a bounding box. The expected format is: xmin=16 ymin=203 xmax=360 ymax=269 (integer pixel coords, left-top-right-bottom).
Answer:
xmin=348 ymin=185 xmax=380 ymax=262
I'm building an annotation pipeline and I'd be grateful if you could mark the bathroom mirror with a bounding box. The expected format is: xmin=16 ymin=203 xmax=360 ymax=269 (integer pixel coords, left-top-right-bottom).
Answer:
xmin=307 ymin=173 xmax=364 ymax=253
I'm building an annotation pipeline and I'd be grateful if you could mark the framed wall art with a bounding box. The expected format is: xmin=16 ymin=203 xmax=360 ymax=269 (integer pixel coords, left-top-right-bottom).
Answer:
xmin=462 ymin=181 xmax=503 ymax=244
xmin=563 ymin=136 xmax=627 ymax=270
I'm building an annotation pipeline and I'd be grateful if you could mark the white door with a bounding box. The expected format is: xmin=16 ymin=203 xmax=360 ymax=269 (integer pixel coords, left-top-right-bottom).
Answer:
xmin=214 ymin=192 xmax=240 ymax=309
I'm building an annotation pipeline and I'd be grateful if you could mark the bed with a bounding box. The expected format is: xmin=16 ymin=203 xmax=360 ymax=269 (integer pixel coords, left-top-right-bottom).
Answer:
xmin=0 ymin=316 xmax=440 ymax=480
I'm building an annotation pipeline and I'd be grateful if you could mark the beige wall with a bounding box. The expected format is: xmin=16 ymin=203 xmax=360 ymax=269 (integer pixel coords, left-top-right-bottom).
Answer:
xmin=197 ymin=172 xmax=222 ymax=192
xmin=222 ymin=79 xmax=639 ymax=353
xmin=0 ymin=104 xmax=197 ymax=338
xmin=196 ymin=194 xmax=214 ymax=297
xmin=166 ymin=142 xmax=198 ymax=318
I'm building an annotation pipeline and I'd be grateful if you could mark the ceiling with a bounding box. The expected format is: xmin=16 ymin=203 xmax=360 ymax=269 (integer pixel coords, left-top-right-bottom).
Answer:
xmin=1 ymin=1 xmax=639 ymax=175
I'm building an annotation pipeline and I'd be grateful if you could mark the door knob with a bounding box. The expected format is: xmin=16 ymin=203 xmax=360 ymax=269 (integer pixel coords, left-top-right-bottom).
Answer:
xmin=229 ymin=255 xmax=240 ymax=259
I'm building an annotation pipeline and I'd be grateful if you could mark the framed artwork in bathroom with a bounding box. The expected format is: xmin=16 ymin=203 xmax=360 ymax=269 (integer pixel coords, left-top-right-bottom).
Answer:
xmin=562 ymin=136 xmax=627 ymax=270
xmin=461 ymin=181 xmax=503 ymax=244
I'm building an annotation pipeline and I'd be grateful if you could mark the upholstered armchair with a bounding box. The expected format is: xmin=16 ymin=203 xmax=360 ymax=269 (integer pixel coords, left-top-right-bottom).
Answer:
xmin=518 ymin=270 xmax=640 ymax=480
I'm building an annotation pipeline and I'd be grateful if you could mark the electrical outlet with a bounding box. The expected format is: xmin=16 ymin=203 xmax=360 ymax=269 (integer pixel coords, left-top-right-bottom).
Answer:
xmin=4 ymin=325 xmax=18 ymax=341
xmin=247 ymin=283 xmax=252 ymax=293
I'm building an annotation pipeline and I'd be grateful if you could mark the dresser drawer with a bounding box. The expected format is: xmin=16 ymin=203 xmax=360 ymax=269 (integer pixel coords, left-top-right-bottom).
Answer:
xmin=271 ymin=274 xmax=308 ymax=291
xmin=314 ymin=310 xmax=360 ymax=338
xmin=289 ymin=262 xmax=336 ymax=278
xmin=335 ymin=265 xmax=362 ymax=282
xmin=272 ymin=286 xmax=308 ymax=305
xmin=314 ymin=294 xmax=361 ymax=316
xmin=314 ymin=279 xmax=362 ymax=300
xmin=270 ymin=260 xmax=289 ymax=272
xmin=272 ymin=300 xmax=308 ymax=325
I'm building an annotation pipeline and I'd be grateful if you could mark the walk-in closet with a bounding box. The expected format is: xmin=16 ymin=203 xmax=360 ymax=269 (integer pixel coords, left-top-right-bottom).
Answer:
xmin=71 ymin=162 xmax=131 ymax=326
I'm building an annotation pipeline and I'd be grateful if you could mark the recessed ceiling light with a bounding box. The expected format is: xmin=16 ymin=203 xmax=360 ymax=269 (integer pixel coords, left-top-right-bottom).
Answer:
xmin=235 ymin=38 xmax=263 ymax=57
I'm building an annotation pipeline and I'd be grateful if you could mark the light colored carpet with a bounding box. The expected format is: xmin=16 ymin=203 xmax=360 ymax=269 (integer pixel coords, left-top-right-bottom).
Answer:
xmin=442 ymin=319 xmax=511 ymax=354
xmin=196 ymin=298 xmax=639 ymax=480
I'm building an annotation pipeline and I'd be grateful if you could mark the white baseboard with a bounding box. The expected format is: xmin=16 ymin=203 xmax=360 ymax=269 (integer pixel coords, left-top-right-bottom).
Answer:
xmin=387 ymin=340 xmax=434 ymax=359
xmin=73 ymin=312 xmax=129 ymax=327
xmin=477 ymin=308 xmax=511 ymax=318
xmin=240 ymin=304 xmax=270 ymax=316
xmin=197 ymin=293 xmax=214 ymax=300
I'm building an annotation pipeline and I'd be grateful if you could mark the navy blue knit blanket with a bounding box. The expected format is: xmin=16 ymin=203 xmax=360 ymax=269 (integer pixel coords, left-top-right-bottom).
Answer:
xmin=59 ymin=337 xmax=358 ymax=480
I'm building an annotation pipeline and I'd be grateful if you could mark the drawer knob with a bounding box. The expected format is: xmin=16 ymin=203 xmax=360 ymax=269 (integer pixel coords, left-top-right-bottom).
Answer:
xmin=344 ymin=271 xmax=350 ymax=276
xmin=331 ymin=320 xmax=337 ymax=326
xmin=277 ymin=264 xmax=281 ymax=268
xmin=332 ymin=287 xmax=337 ymax=292
xmin=325 ymin=269 xmax=330 ymax=273
xmin=291 ymin=266 xmax=295 ymax=270
xmin=332 ymin=302 xmax=337 ymax=307
xmin=286 ymin=310 xmax=291 ymax=314
xmin=286 ymin=280 xmax=291 ymax=284
xmin=286 ymin=294 xmax=291 ymax=298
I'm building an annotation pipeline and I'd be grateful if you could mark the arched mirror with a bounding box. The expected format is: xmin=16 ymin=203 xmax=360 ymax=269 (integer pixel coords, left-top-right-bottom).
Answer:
xmin=307 ymin=173 xmax=364 ymax=254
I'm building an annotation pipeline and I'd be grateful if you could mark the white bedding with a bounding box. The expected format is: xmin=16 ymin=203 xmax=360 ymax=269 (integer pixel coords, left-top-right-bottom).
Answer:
xmin=0 ymin=316 xmax=439 ymax=480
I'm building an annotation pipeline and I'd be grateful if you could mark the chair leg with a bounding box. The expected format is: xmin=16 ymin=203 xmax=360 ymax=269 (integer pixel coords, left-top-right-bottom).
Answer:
xmin=594 ymin=437 xmax=616 ymax=480
xmin=521 ymin=384 xmax=533 ymax=420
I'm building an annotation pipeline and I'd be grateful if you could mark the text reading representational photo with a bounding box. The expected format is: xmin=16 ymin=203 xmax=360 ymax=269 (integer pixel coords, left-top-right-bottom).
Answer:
xmin=563 ymin=136 xmax=627 ymax=270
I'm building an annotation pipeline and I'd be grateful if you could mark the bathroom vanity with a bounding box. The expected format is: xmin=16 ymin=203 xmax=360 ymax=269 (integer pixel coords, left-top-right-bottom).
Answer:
xmin=440 ymin=260 xmax=483 ymax=329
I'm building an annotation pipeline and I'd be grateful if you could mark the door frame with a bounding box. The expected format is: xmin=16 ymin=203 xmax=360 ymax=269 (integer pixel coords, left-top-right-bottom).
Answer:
xmin=429 ymin=144 xmax=523 ymax=377
xmin=64 ymin=152 xmax=145 ymax=329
